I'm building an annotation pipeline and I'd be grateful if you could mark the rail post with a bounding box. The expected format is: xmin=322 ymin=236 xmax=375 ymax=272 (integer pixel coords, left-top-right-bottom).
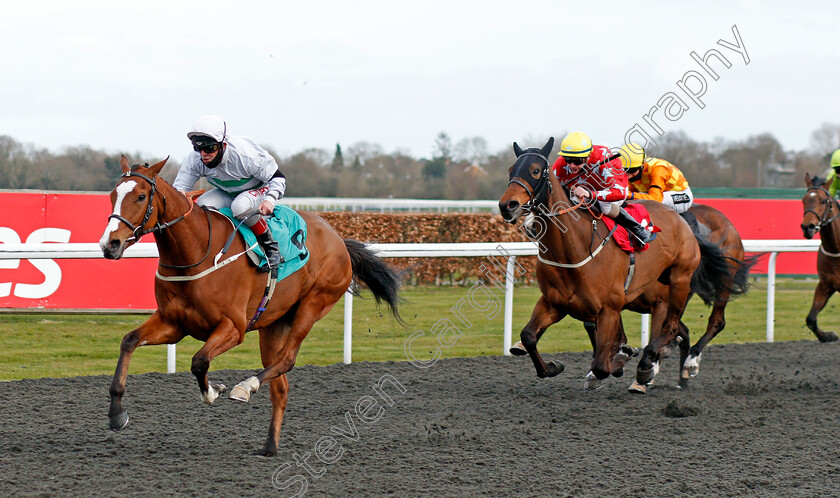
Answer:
xmin=766 ymin=251 xmax=778 ymax=342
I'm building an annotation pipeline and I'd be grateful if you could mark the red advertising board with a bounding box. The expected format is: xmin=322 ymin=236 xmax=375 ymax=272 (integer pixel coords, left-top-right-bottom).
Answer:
xmin=0 ymin=192 xmax=816 ymax=310
xmin=0 ymin=192 xmax=158 ymax=310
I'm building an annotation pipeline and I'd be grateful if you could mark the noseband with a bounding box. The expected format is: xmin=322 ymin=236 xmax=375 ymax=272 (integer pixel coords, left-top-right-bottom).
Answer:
xmin=108 ymin=170 xmax=191 ymax=243
xmin=804 ymin=186 xmax=840 ymax=231
xmin=507 ymin=151 xmax=552 ymax=211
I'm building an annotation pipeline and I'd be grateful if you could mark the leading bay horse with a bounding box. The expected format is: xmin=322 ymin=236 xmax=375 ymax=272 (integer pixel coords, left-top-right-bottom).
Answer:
xmin=100 ymin=156 xmax=402 ymax=456
xmin=799 ymin=173 xmax=840 ymax=343
xmin=498 ymin=138 xmax=703 ymax=386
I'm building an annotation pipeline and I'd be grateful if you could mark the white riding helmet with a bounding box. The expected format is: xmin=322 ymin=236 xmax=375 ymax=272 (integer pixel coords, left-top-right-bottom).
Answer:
xmin=187 ymin=114 xmax=227 ymax=143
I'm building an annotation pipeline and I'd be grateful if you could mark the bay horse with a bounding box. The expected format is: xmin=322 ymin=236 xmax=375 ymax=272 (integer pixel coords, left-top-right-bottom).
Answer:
xmin=498 ymin=138 xmax=704 ymax=386
xmin=100 ymin=156 xmax=402 ymax=456
xmin=799 ymin=173 xmax=840 ymax=343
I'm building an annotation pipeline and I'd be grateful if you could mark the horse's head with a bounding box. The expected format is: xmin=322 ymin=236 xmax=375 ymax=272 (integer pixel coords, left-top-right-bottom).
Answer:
xmin=100 ymin=155 xmax=169 ymax=259
xmin=801 ymin=172 xmax=834 ymax=239
xmin=498 ymin=137 xmax=554 ymax=223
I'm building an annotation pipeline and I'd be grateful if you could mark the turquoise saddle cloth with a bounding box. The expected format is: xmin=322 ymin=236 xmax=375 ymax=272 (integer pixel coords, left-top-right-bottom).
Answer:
xmin=219 ymin=205 xmax=310 ymax=281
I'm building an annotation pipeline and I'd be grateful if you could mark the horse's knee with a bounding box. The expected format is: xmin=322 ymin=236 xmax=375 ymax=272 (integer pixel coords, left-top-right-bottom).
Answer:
xmin=806 ymin=314 xmax=818 ymax=330
xmin=120 ymin=331 xmax=140 ymax=352
xmin=191 ymin=355 xmax=209 ymax=377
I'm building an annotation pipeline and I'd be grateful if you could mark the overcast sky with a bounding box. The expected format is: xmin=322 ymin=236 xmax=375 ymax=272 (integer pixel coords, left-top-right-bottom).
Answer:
xmin=1 ymin=0 xmax=838 ymax=163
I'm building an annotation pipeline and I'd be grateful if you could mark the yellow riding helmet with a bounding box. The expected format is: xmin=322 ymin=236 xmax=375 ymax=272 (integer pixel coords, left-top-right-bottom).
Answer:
xmin=559 ymin=132 xmax=593 ymax=158
xmin=618 ymin=142 xmax=646 ymax=170
xmin=831 ymin=149 xmax=840 ymax=168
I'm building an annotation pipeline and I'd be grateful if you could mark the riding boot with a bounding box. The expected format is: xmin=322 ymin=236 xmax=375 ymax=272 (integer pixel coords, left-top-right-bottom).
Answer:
xmin=255 ymin=230 xmax=283 ymax=273
xmin=613 ymin=207 xmax=657 ymax=245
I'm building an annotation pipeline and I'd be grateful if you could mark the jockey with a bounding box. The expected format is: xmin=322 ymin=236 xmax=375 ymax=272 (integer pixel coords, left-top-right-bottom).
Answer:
xmin=823 ymin=149 xmax=840 ymax=198
xmin=552 ymin=132 xmax=656 ymax=244
xmin=618 ymin=142 xmax=693 ymax=214
xmin=173 ymin=114 xmax=285 ymax=272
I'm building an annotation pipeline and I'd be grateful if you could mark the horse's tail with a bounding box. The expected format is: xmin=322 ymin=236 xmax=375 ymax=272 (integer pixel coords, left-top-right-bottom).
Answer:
xmin=344 ymin=239 xmax=405 ymax=325
xmin=691 ymin=236 xmax=739 ymax=306
xmin=730 ymin=253 xmax=762 ymax=296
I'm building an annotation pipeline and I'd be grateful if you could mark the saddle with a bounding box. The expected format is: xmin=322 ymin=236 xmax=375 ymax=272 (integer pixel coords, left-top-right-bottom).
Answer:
xmin=601 ymin=204 xmax=660 ymax=253
xmin=215 ymin=205 xmax=311 ymax=282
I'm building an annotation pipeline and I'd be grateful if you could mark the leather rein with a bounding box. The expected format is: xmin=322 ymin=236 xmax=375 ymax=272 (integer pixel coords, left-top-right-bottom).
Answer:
xmin=507 ymin=151 xmax=617 ymax=268
xmin=805 ymin=185 xmax=840 ymax=257
xmin=108 ymin=170 xmax=212 ymax=269
xmin=804 ymin=186 xmax=840 ymax=230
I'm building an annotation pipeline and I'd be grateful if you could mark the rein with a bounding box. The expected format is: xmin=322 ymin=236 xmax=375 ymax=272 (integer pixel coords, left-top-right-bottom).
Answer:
xmin=507 ymin=150 xmax=613 ymax=268
xmin=108 ymin=170 xmax=196 ymax=243
xmin=806 ymin=186 xmax=840 ymax=257
xmin=804 ymin=186 xmax=840 ymax=229
xmin=109 ymin=169 xmax=213 ymax=270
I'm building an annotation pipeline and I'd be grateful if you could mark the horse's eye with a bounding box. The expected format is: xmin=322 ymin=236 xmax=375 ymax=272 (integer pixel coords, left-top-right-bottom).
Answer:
xmin=530 ymin=165 xmax=541 ymax=179
xmin=138 ymin=194 xmax=146 ymax=201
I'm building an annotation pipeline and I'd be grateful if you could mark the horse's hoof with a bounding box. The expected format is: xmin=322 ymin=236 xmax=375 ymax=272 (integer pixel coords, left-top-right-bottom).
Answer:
xmin=620 ymin=344 xmax=639 ymax=357
xmin=678 ymin=376 xmax=690 ymax=390
xmin=628 ymin=380 xmax=647 ymax=394
xmin=545 ymin=360 xmax=565 ymax=377
xmin=684 ymin=354 xmax=701 ymax=377
xmin=109 ymin=410 xmax=129 ymax=431
xmin=229 ymin=385 xmax=251 ymax=403
xmin=636 ymin=368 xmax=655 ymax=385
xmin=202 ymin=383 xmax=227 ymax=405
xmin=583 ymin=371 xmax=604 ymax=390
xmin=509 ymin=341 xmax=528 ymax=356
xmin=819 ymin=332 xmax=839 ymax=343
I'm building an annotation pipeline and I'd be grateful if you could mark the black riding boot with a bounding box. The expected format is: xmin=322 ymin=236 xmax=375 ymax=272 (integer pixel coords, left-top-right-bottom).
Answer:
xmin=255 ymin=230 xmax=283 ymax=273
xmin=613 ymin=208 xmax=656 ymax=245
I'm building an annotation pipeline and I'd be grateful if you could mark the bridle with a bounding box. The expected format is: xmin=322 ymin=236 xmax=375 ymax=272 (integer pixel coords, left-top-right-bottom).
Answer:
xmin=507 ymin=151 xmax=553 ymax=213
xmin=804 ymin=186 xmax=840 ymax=231
xmin=108 ymin=169 xmax=211 ymax=269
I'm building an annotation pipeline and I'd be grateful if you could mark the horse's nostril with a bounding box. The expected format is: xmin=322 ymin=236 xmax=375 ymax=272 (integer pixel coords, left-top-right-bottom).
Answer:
xmin=506 ymin=201 xmax=520 ymax=211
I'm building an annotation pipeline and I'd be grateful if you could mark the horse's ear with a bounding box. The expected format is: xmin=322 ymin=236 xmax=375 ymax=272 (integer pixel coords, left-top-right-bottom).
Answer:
xmin=120 ymin=155 xmax=130 ymax=174
xmin=540 ymin=137 xmax=555 ymax=158
xmin=148 ymin=156 xmax=169 ymax=177
xmin=513 ymin=142 xmax=523 ymax=157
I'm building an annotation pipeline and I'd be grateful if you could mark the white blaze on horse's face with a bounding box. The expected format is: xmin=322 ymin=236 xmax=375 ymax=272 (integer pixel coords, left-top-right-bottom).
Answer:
xmin=99 ymin=180 xmax=138 ymax=249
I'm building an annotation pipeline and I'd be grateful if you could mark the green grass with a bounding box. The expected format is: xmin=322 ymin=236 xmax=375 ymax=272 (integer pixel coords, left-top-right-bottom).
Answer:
xmin=1 ymin=278 xmax=838 ymax=381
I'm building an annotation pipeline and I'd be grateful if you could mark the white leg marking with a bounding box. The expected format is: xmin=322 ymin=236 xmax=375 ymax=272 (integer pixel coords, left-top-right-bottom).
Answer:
xmin=229 ymin=376 xmax=261 ymax=402
xmin=684 ymin=353 xmax=701 ymax=377
xmin=99 ymin=180 xmax=137 ymax=249
xmin=583 ymin=370 xmax=604 ymax=391
xmin=202 ymin=382 xmax=227 ymax=405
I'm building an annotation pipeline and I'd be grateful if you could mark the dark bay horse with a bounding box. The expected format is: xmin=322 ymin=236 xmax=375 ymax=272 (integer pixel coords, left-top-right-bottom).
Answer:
xmin=498 ymin=138 xmax=703 ymax=387
xmin=100 ymin=156 xmax=402 ymax=456
xmin=799 ymin=173 xmax=840 ymax=343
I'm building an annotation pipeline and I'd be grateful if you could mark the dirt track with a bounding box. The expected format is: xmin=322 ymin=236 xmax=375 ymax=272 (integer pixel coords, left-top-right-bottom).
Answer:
xmin=1 ymin=340 xmax=839 ymax=497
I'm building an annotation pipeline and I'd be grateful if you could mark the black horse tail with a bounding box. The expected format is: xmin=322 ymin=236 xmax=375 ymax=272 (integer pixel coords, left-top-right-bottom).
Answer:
xmin=344 ymin=239 xmax=405 ymax=325
xmin=691 ymin=236 xmax=739 ymax=306
xmin=730 ymin=253 xmax=762 ymax=296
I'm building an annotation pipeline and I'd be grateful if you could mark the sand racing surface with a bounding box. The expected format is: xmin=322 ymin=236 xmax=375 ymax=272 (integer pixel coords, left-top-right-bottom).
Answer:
xmin=1 ymin=340 xmax=839 ymax=496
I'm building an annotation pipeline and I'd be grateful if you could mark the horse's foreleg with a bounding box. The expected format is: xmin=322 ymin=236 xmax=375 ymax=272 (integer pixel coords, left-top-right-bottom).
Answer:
xmin=191 ymin=317 xmax=244 ymax=404
xmin=109 ymin=313 xmax=182 ymax=430
xmin=521 ymin=296 xmax=566 ymax=378
xmin=806 ymin=281 xmax=839 ymax=342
